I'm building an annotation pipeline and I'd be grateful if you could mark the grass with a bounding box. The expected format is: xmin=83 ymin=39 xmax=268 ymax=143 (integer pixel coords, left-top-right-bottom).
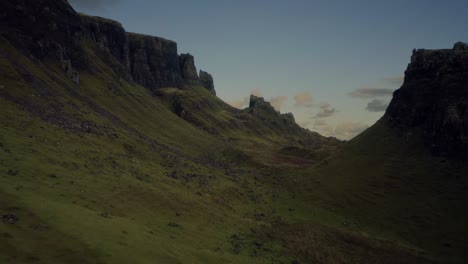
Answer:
xmin=291 ymin=118 xmax=468 ymax=263
xmin=0 ymin=33 xmax=465 ymax=264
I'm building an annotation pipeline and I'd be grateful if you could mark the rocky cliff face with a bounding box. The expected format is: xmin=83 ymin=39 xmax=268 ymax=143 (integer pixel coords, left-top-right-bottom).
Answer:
xmin=0 ymin=0 xmax=216 ymax=93
xmin=0 ymin=0 xmax=85 ymax=83
xmin=199 ymin=70 xmax=216 ymax=95
xmin=81 ymin=15 xmax=129 ymax=67
xmin=127 ymin=33 xmax=183 ymax=91
xmin=386 ymin=42 xmax=468 ymax=157
xmin=179 ymin=53 xmax=198 ymax=82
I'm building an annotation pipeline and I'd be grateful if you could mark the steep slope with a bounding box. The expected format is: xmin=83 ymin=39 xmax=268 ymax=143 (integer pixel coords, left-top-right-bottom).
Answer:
xmin=302 ymin=43 xmax=468 ymax=263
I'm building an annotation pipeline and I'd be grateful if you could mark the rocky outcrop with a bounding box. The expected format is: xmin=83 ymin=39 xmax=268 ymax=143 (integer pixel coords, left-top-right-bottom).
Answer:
xmin=127 ymin=33 xmax=182 ymax=91
xmin=246 ymin=95 xmax=298 ymax=130
xmin=386 ymin=42 xmax=468 ymax=157
xmin=249 ymin=95 xmax=274 ymax=109
xmin=179 ymin=54 xmax=198 ymax=82
xmin=0 ymin=0 xmax=216 ymax=93
xmin=199 ymin=70 xmax=216 ymax=95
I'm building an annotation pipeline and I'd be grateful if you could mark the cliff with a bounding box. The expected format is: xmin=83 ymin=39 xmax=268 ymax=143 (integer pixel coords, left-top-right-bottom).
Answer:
xmin=0 ymin=0 xmax=216 ymax=93
xmin=385 ymin=42 xmax=468 ymax=157
xmin=199 ymin=70 xmax=216 ymax=95
xmin=127 ymin=33 xmax=183 ymax=91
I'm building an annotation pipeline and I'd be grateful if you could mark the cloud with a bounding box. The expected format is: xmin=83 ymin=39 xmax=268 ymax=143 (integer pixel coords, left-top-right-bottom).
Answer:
xmin=333 ymin=122 xmax=368 ymax=140
xmin=294 ymin=92 xmax=314 ymax=107
xmin=269 ymin=96 xmax=288 ymax=111
xmin=366 ymin=99 xmax=389 ymax=112
xmin=228 ymin=89 xmax=262 ymax=109
xmin=315 ymin=103 xmax=336 ymax=118
xmin=383 ymin=76 xmax=404 ymax=87
xmin=349 ymin=88 xmax=394 ymax=99
xmin=228 ymin=98 xmax=249 ymax=109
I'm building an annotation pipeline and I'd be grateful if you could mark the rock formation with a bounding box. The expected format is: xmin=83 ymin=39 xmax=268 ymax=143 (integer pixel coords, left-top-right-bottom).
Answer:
xmin=179 ymin=54 xmax=198 ymax=82
xmin=385 ymin=42 xmax=468 ymax=157
xmin=127 ymin=33 xmax=182 ymax=91
xmin=199 ymin=70 xmax=216 ymax=95
xmin=0 ymin=0 xmax=216 ymax=93
xmin=247 ymin=95 xmax=298 ymax=130
xmin=249 ymin=95 xmax=274 ymax=109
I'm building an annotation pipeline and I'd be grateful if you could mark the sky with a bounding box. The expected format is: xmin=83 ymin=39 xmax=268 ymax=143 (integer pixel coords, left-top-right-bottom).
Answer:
xmin=69 ymin=0 xmax=468 ymax=139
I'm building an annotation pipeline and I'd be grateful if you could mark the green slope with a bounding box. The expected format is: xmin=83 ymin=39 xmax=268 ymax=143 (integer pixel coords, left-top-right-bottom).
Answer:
xmin=0 ymin=32 xmax=440 ymax=264
xmin=294 ymin=118 xmax=468 ymax=263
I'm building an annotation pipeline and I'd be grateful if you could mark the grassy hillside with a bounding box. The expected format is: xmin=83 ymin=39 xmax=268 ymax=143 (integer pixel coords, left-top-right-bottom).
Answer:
xmin=293 ymin=118 xmax=468 ymax=263
xmin=0 ymin=30 xmax=446 ymax=264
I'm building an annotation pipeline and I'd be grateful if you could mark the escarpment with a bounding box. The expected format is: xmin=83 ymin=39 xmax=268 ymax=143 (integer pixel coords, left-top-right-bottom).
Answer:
xmin=127 ymin=33 xmax=183 ymax=91
xmin=0 ymin=0 xmax=216 ymax=93
xmin=385 ymin=42 xmax=468 ymax=157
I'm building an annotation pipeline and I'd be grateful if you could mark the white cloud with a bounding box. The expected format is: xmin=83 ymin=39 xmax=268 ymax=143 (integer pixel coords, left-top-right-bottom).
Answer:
xmin=294 ymin=92 xmax=314 ymax=107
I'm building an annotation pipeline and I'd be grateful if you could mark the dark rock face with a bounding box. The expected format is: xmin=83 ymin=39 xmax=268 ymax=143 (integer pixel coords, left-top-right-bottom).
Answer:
xmin=0 ymin=0 xmax=80 ymax=58
xmin=386 ymin=42 xmax=468 ymax=157
xmin=128 ymin=33 xmax=183 ymax=91
xmin=199 ymin=70 xmax=216 ymax=95
xmin=81 ymin=15 xmax=129 ymax=66
xmin=249 ymin=95 xmax=274 ymax=110
xmin=0 ymin=0 xmax=84 ymax=83
xmin=79 ymin=15 xmax=134 ymax=82
xmin=0 ymin=0 xmax=216 ymax=93
xmin=179 ymin=54 xmax=198 ymax=82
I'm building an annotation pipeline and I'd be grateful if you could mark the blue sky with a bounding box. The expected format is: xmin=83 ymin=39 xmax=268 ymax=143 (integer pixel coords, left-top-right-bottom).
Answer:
xmin=69 ymin=0 xmax=468 ymax=139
